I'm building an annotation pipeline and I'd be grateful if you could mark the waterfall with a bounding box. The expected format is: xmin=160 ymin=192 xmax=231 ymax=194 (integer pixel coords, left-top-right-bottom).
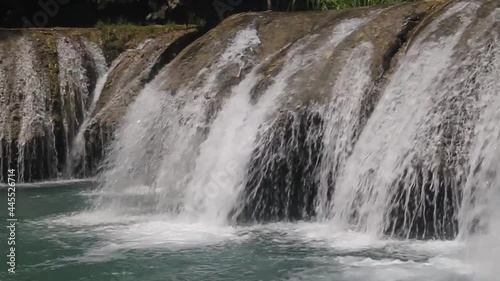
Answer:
xmin=16 ymin=37 xmax=57 ymax=182
xmin=329 ymin=2 xmax=479 ymax=239
xmin=0 ymin=31 xmax=109 ymax=182
xmin=96 ymin=27 xmax=263 ymax=216
xmin=2 ymin=1 xmax=500 ymax=280
xmin=0 ymin=36 xmax=57 ymax=182
xmin=78 ymin=34 xmax=198 ymax=179
xmin=236 ymin=18 xmax=373 ymax=222
xmin=65 ymin=40 xmax=109 ymax=177
xmin=457 ymin=8 xmax=500 ymax=280
xmin=56 ymin=36 xmax=107 ymax=168
xmin=95 ymin=16 xmax=381 ymax=224
xmin=81 ymin=40 xmax=108 ymax=111
xmin=314 ymin=42 xmax=374 ymax=218
xmin=457 ymin=7 xmax=500 ymax=239
xmin=0 ymin=43 xmax=7 ymax=181
xmin=89 ymin=0 xmax=499 ymax=245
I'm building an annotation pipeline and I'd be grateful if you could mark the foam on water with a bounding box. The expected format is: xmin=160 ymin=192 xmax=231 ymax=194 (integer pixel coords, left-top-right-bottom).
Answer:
xmin=39 ymin=211 xmax=247 ymax=264
xmin=333 ymin=256 xmax=471 ymax=281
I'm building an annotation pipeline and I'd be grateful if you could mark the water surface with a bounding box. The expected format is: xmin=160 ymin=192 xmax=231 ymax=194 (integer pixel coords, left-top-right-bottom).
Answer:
xmin=0 ymin=183 xmax=478 ymax=281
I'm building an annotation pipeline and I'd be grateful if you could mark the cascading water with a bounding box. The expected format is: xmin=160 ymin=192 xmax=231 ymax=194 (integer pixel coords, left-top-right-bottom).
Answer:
xmin=16 ymin=38 xmax=58 ymax=182
xmin=31 ymin=3 xmax=490 ymax=281
xmin=0 ymin=43 xmax=7 ymax=180
xmin=236 ymin=18 xmax=375 ymax=222
xmin=315 ymin=42 xmax=375 ymax=218
xmin=4 ymin=1 xmax=499 ymax=280
xmin=329 ymin=2 xmax=479 ymax=239
xmin=56 ymin=37 xmax=101 ymax=165
xmin=0 ymin=31 xmax=111 ymax=182
xmin=65 ymin=40 xmax=109 ymax=177
xmin=95 ymin=0 xmax=499 ymax=248
xmin=456 ymin=8 xmax=500 ymax=280
xmin=76 ymin=34 xmax=197 ymax=179
xmin=81 ymin=40 xmax=108 ymax=111
xmin=96 ymin=27 xmax=263 ymax=216
xmin=96 ymin=15 xmax=382 ymax=224
xmin=0 ymin=36 xmax=57 ymax=182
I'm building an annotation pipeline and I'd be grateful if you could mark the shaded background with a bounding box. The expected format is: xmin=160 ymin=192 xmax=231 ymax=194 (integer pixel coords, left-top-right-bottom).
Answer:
xmin=0 ymin=0 xmax=287 ymax=28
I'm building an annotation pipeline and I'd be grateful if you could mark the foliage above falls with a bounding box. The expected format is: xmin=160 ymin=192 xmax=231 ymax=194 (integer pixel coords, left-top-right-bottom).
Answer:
xmin=0 ymin=0 xmax=416 ymax=28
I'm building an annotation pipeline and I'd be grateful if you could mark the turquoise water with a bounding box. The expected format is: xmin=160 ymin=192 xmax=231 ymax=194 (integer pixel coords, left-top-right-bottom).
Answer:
xmin=0 ymin=183 xmax=479 ymax=281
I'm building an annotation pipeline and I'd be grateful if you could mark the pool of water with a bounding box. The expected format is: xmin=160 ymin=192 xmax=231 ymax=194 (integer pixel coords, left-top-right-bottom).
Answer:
xmin=0 ymin=183 xmax=484 ymax=281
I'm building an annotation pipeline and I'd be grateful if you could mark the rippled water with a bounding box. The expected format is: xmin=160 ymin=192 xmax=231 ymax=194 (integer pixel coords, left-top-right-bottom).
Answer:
xmin=0 ymin=184 xmax=482 ymax=281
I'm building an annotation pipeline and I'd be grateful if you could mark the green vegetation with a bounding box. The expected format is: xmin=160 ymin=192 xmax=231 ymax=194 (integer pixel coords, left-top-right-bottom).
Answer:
xmin=95 ymin=21 xmax=194 ymax=61
xmin=97 ymin=23 xmax=159 ymax=61
xmin=285 ymin=0 xmax=416 ymax=11
xmin=1 ymin=0 xmax=418 ymax=28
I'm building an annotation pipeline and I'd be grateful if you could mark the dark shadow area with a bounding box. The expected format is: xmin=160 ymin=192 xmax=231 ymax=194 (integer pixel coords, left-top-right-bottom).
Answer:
xmin=386 ymin=167 xmax=461 ymax=240
xmin=0 ymin=0 xmax=323 ymax=29
xmin=0 ymin=0 xmax=272 ymax=28
xmin=236 ymin=109 xmax=324 ymax=223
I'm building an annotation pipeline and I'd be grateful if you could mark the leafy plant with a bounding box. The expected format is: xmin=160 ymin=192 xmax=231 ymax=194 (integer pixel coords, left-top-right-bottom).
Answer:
xmin=277 ymin=0 xmax=415 ymax=11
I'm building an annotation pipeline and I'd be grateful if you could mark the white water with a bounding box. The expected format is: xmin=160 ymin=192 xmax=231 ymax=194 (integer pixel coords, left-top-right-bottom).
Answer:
xmin=0 ymin=34 xmax=110 ymax=182
xmin=57 ymin=36 xmax=92 ymax=160
xmin=0 ymin=36 xmax=58 ymax=182
xmin=0 ymin=43 xmax=8 ymax=181
xmin=330 ymin=2 xmax=478 ymax=237
xmin=457 ymin=10 xmax=500 ymax=281
xmin=88 ymin=1 xmax=500 ymax=280
xmin=315 ymin=42 xmax=374 ymax=218
xmin=97 ymin=28 xmax=262 ymax=214
xmin=16 ymin=38 xmax=57 ymax=182
xmin=231 ymin=18 xmax=374 ymax=221
xmin=65 ymin=41 xmax=110 ymax=176
xmin=82 ymin=39 xmax=108 ymax=114
xmin=180 ymin=19 xmax=367 ymax=222
xmin=57 ymin=37 xmax=111 ymax=174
